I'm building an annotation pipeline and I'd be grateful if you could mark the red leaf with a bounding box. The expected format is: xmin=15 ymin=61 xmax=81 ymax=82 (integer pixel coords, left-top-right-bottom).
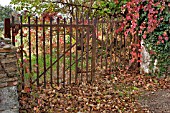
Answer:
xmin=158 ymin=36 xmax=162 ymax=40
xmin=137 ymin=60 xmax=141 ymax=63
xmin=126 ymin=15 xmax=131 ymax=20
xmin=164 ymin=37 xmax=168 ymax=41
xmin=130 ymin=58 xmax=135 ymax=63
xmin=143 ymin=34 xmax=146 ymax=39
xmin=24 ymin=87 xmax=31 ymax=93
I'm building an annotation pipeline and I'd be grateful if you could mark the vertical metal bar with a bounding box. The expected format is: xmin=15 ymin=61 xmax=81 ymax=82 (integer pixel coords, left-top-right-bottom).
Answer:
xmin=101 ymin=18 xmax=104 ymax=69
xmin=63 ymin=18 xmax=66 ymax=87
xmin=20 ymin=16 xmax=24 ymax=89
xmin=35 ymin=16 xmax=39 ymax=87
xmin=134 ymin=35 xmax=138 ymax=69
xmin=115 ymin=23 xmax=118 ymax=74
xmin=81 ymin=5 xmax=84 ymax=19
xmin=86 ymin=16 xmax=90 ymax=82
xmin=109 ymin=17 xmax=113 ymax=73
xmin=129 ymin=35 xmax=132 ymax=61
xmin=69 ymin=18 xmax=72 ymax=84
xmin=75 ymin=16 xmax=78 ymax=83
xmin=80 ymin=17 xmax=84 ymax=82
xmin=108 ymin=17 xmax=111 ymax=72
xmin=112 ymin=18 xmax=115 ymax=72
xmin=57 ymin=17 xmax=60 ymax=86
xmin=76 ymin=7 xmax=78 ymax=20
xmin=96 ymin=17 xmax=99 ymax=66
xmin=43 ymin=17 xmax=46 ymax=88
xmin=105 ymin=22 xmax=109 ymax=72
xmin=91 ymin=18 xmax=97 ymax=82
xmin=123 ymin=27 xmax=126 ymax=70
xmin=124 ymin=30 xmax=126 ymax=48
xmin=28 ymin=16 xmax=32 ymax=87
xmin=138 ymin=36 xmax=141 ymax=73
xmin=4 ymin=18 xmax=11 ymax=38
xmin=120 ymin=27 xmax=123 ymax=68
xmin=11 ymin=17 xmax=15 ymax=46
xmin=71 ymin=6 xmax=74 ymax=19
xmin=50 ymin=17 xmax=53 ymax=87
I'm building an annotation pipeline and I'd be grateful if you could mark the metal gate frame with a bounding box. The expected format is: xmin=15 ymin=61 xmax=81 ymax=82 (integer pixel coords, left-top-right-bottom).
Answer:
xmin=4 ymin=16 xmax=97 ymax=89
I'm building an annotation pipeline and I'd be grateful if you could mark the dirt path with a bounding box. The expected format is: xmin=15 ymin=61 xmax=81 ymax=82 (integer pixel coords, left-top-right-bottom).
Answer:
xmin=139 ymin=89 xmax=170 ymax=113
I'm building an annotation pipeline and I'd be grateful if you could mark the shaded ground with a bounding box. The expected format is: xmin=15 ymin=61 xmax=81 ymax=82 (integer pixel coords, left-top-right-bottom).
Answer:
xmin=139 ymin=89 xmax=170 ymax=113
xmin=18 ymin=72 xmax=170 ymax=113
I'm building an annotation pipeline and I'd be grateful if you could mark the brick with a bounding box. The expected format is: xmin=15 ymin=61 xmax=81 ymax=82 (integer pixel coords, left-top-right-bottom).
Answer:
xmin=0 ymin=77 xmax=18 ymax=83
xmin=0 ymin=73 xmax=7 ymax=79
xmin=0 ymin=67 xmax=5 ymax=74
xmin=7 ymin=81 xmax=18 ymax=87
xmin=0 ymin=53 xmax=7 ymax=56
xmin=6 ymin=54 xmax=17 ymax=58
xmin=5 ymin=67 xmax=17 ymax=73
xmin=1 ymin=59 xmax=17 ymax=64
xmin=0 ymin=48 xmax=17 ymax=53
xmin=4 ymin=62 xmax=17 ymax=67
xmin=0 ymin=82 xmax=7 ymax=88
xmin=0 ymin=55 xmax=5 ymax=59
xmin=8 ymin=72 xmax=18 ymax=77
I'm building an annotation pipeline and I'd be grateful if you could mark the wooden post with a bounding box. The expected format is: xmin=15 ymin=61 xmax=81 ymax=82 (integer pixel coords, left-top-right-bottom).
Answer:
xmin=4 ymin=18 xmax=11 ymax=38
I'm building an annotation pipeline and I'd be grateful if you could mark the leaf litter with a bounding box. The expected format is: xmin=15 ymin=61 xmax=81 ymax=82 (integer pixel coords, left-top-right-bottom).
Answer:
xmin=18 ymin=72 xmax=170 ymax=113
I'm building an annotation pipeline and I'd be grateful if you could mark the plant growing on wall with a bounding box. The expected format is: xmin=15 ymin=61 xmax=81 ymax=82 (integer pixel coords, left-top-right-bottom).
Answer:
xmin=91 ymin=0 xmax=169 ymax=75
xmin=116 ymin=0 xmax=170 ymax=75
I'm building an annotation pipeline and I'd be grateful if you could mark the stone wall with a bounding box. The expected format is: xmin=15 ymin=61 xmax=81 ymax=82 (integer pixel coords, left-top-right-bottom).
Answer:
xmin=0 ymin=48 xmax=19 ymax=113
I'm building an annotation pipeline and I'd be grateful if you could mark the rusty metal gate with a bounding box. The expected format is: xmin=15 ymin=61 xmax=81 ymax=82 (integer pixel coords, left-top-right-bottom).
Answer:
xmin=94 ymin=17 xmax=140 ymax=76
xmin=4 ymin=15 xmax=97 ymax=89
xmin=4 ymin=15 xmax=139 ymax=89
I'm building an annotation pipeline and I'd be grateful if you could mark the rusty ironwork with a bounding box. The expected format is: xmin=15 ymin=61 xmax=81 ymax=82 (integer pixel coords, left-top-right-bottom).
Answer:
xmin=42 ymin=17 xmax=46 ymax=88
xmin=4 ymin=5 xmax=142 ymax=89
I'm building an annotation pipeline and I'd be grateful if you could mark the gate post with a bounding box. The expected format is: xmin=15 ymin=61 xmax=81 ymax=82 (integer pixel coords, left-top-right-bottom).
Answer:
xmin=0 ymin=40 xmax=19 ymax=113
xmin=4 ymin=18 xmax=11 ymax=39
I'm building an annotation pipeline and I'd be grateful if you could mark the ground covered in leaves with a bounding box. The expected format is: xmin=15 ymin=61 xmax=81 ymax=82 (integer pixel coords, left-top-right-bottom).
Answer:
xmin=18 ymin=73 xmax=170 ymax=113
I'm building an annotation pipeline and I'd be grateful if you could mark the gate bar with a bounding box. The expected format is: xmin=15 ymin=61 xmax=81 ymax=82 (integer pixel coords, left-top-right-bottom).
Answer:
xmin=4 ymin=18 xmax=11 ymax=38
xmin=11 ymin=17 xmax=15 ymax=46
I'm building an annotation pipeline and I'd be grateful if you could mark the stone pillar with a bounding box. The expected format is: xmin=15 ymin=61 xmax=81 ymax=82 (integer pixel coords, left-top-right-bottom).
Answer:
xmin=140 ymin=39 xmax=151 ymax=73
xmin=140 ymin=39 xmax=158 ymax=74
xmin=0 ymin=48 xmax=19 ymax=113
